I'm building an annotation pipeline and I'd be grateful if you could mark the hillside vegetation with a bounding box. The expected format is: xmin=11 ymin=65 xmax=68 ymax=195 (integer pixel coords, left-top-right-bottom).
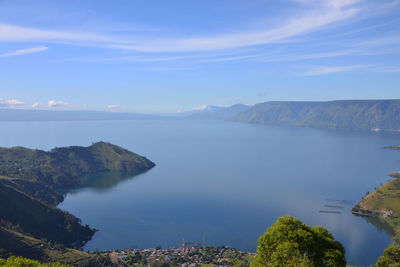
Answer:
xmin=0 ymin=182 xmax=94 ymax=247
xmin=254 ymin=216 xmax=345 ymax=267
xmin=0 ymin=141 xmax=155 ymax=188
xmin=230 ymin=100 xmax=400 ymax=131
xmin=0 ymin=227 xmax=94 ymax=266
xmin=0 ymin=142 xmax=155 ymax=264
xmin=353 ymin=178 xmax=400 ymax=240
xmin=352 ymin=146 xmax=400 ymax=267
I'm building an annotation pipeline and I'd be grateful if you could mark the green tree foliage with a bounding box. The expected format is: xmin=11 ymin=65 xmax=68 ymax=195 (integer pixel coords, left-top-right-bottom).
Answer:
xmin=254 ymin=216 xmax=346 ymax=267
xmin=375 ymin=244 xmax=400 ymax=267
xmin=0 ymin=256 xmax=68 ymax=267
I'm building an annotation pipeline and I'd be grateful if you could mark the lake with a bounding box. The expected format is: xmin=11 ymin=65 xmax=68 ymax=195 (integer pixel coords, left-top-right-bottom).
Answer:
xmin=1 ymin=119 xmax=400 ymax=265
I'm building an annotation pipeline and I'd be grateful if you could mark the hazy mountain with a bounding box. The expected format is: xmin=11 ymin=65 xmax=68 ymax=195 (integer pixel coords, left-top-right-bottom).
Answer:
xmin=230 ymin=100 xmax=400 ymax=131
xmin=187 ymin=104 xmax=250 ymax=120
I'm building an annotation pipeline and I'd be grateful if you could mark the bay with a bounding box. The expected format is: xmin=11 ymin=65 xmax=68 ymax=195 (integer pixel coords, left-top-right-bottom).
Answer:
xmin=1 ymin=119 xmax=400 ymax=265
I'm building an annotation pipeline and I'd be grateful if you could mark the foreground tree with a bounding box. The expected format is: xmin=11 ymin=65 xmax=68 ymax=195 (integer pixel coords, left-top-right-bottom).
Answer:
xmin=0 ymin=256 xmax=68 ymax=267
xmin=375 ymin=244 xmax=400 ymax=266
xmin=254 ymin=216 xmax=346 ymax=267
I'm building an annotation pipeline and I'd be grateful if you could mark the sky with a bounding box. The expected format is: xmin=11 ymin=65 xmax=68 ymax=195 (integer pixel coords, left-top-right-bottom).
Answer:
xmin=0 ymin=0 xmax=399 ymax=113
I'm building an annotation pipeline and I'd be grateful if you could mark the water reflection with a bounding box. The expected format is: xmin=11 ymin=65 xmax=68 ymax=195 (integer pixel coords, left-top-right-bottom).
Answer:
xmin=357 ymin=214 xmax=396 ymax=237
xmin=73 ymin=170 xmax=151 ymax=192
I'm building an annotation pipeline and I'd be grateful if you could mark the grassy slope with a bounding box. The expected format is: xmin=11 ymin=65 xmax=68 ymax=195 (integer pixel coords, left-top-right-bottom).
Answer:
xmin=0 ymin=181 xmax=95 ymax=246
xmin=0 ymin=227 xmax=93 ymax=266
xmin=389 ymin=172 xmax=400 ymax=178
xmin=354 ymin=178 xmax=400 ymax=236
xmin=0 ymin=176 xmax=63 ymax=205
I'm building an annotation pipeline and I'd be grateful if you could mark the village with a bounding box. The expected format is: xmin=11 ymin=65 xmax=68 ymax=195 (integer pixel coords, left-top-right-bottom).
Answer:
xmin=102 ymin=241 xmax=253 ymax=267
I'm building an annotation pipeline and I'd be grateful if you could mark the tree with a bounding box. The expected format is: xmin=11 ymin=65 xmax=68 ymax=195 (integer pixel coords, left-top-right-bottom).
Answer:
xmin=253 ymin=216 xmax=346 ymax=267
xmin=375 ymin=244 xmax=400 ymax=266
xmin=0 ymin=256 xmax=68 ymax=267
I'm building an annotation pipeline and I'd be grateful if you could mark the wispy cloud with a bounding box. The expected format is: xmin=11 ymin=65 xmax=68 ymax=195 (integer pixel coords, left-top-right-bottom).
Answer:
xmin=140 ymin=66 xmax=193 ymax=72
xmin=197 ymin=54 xmax=259 ymax=63
xmin=0 ymin=24 xmax=114 ymax=43
xmin=0 ymin=0 xmax=366 ymax=52
xmin=110 ymin=4 xmax=360 ymax=52
xmin=356 ymin=35 xmax=400 ymax=47
xmin=297 ymin=64 xmax=370 ymax=76
xmin=261 ymin=50 xmax=354 ymax=62
xmin=0 ymin=46 xmax=48 ymax=57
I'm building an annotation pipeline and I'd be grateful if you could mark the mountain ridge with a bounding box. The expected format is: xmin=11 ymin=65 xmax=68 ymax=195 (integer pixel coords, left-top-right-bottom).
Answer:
xmin=229 ymin=99 xmax=400 ymax=131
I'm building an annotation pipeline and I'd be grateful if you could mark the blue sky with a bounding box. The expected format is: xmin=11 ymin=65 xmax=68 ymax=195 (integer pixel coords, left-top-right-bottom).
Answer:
xmin=0 ymin=0 xmax=399 ymax=113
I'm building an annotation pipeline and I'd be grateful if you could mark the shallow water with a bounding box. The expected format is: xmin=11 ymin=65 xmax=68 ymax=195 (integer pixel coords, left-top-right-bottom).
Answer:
xmin=1 ymin=119 xmax=400 ymax=265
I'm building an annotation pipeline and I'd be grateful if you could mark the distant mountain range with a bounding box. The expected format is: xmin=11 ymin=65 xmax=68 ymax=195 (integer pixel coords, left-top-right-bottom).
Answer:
xmin=1 ymin=99 xmax=400 ymax=131
xmin=183 ymin=100 xmax=400 ymax=131
xmin=230 ymin=100 xmax=400 ymax=131
xmin=186 ymin=104 xmax=250 ymax=120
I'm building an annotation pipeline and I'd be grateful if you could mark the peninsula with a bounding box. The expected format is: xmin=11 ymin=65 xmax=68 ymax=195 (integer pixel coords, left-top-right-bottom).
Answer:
xmin=352 ymin=146 xmax=400 ymax=243
xmin=0 ymin=142 xmax=155 ymax=264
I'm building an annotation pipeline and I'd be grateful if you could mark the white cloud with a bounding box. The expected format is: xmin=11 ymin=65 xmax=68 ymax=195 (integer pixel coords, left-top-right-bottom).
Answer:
xmin=297 ymin=65 xmax=370 ymax=76
xmin=48 ymin=100 xmax=68 ymax=107
xmin=32 ymin=102 xmax=40 ymax=108
xmin=7 ymin=99 xmax=24 ymax=106
xmin=0 ymin=98 xmax=25 ymax=108
xmin=107 ymin=104 xmax=119 ymax=109
xmin=0 ymin=46 xmax=48 ymax=58
xmin=193 ymin=104 xmax=208 ymax=111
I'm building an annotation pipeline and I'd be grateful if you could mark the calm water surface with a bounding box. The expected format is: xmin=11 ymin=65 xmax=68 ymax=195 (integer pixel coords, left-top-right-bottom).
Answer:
xmin=1 ymin=119 xmax=400 ymax=265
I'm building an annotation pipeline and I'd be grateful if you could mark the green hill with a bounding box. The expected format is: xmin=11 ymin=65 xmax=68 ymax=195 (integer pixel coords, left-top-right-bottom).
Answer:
xmin=230 ymin=100 xmax=400 ymax=131
xmin=0 ymin=182 xmax=94 ymax=247
xmin=0 ymin=142 xmax=155 ymax=263
xmin=0 ymin=141 xmax=155 ymax=188
xmin=0 ymin=226 xmax=93 ymax=266
xmin=352 ymin=145 xmax=400 ymax=264
xmin=352 ymin=178 xmax=400 ymax=239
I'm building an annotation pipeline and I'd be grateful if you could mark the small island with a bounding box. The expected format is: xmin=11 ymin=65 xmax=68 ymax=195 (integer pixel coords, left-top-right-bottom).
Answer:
xmin=0 ymin=142 xmax=155 ymax=264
